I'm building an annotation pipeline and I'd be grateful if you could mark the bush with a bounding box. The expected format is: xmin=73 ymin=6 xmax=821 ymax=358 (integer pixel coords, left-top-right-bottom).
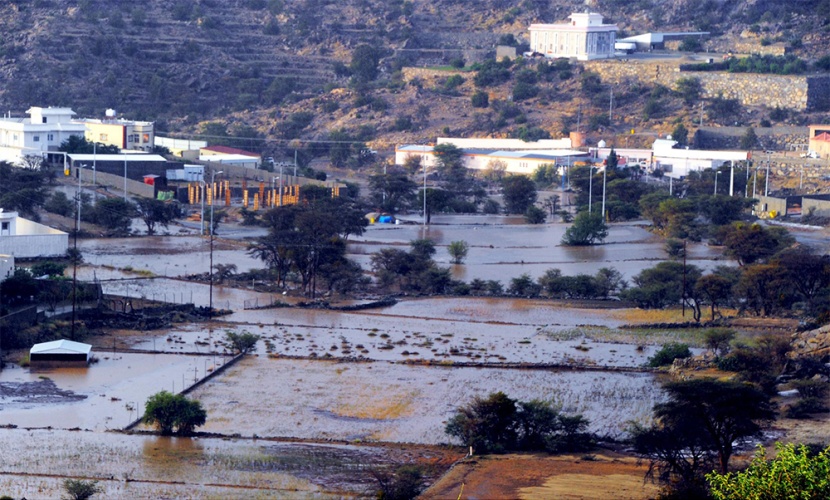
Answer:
xmin=471 ymin=90 xmax=489 ymax=108
xmin=648 ymin=343 xmax=692 ymax=367
xmin=63 ymin=479 xmax=101 ymax=500
xmin=143 ymin=391 xmax=207 ymax=435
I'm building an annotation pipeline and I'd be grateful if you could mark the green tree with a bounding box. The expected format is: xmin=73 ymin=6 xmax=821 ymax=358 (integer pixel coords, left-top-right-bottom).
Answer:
xmin=524 ymin=205 xmax=547 ymax=224
xmin=143 ymin=391 xmax=207 ymax=436
xmin=561 ymin=211 xmax=608 ymax=246
xmin=350 ymin=44 xmax=382 ymax=83
xmin=0 ymin=162 xmax=49 ymax=219
xmin=134 ymin=198 xmax=180 ymax=235
xmin=707 ymin=443 xmax=830 ymax=500
xmin=445 ymin=391 xmax=518 ymax=453
xmin=695 ymin=274 xmax=734 ymax=320
xmin=721 ymin=222 xmax=794 ymax=266
xmin=623 ymin=261 xmax=702 ymax=310
xmin=58 ymin=136 xmax=120 ymax=154
xmin=63 ymin=479 xmax=102 ymax=500
xmin=672 ymin=123 xmax=689 ymax=146
xmin=471 ymin=90 xmax=489 ymax=108
xmin=657 ymin=379 xmax=774 ymax=474
xmin=703 ymin=328 xmax=736 ymax=358
xmin=368 ymin=169 xmax=417 ymax=213
xmin=225 ymin=330 xmax=260 ymax=354
xmin=740 ymin=127 xmax=758 ymax=150
xmin=447 ymin=240 xmax=469 ymax=265
xmin=501 ymin=175 xmax=538 ymax=214
xmin=675 ymin=77 xmax=702 ymax=105
xmin=91 ymin=198 xmax=135 ymax=236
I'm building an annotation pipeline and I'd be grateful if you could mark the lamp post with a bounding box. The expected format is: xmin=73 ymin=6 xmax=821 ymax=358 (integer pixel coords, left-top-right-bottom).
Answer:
xmin=765 ymin=150 xmax=772 ymax=197
xmin=601 ymin=164 xmax=607 ymax=220
xmin=714 ymin=170 xmax=721 ymax=195
xmin=199 ymin=179 xmax=206 ymax=235
xmin=588 ymin=166 xmax=594 ymax=213
xmin=422 ymin=160 xmax=427 ymax=227
xmin=209 ymin=169 xmax=223 ymax=315
xmin=123 ymin=152 xmax=128 ymax=201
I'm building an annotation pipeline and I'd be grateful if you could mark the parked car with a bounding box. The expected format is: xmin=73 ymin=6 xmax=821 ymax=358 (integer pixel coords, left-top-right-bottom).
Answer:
xmin=800 ymin=151 xmax=820 ymax=158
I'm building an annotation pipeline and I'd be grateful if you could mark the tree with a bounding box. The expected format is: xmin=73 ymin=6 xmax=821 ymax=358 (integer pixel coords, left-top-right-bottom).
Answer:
xmin=63 ymin=479 xmax=102 ymax=500
xmin=371 ymin=465 xmax=426 ymax=500
xmin=740 ymin=127 xmax=758 ymax=150
xmin=447 ymin=240 xmax=469 ymax=264
xmin=524 ymin=205 xmax=547 ymax=224
xmin=471 ymin=90 xmax=489 ymax=108
xmin=671 ymin=123 xmax=689 ymax=146
xmin=656 ymin=379 xmax=774 ymax=474
xmin=135 ymin=198 xmax=180 ymax=235
xmin=92 ymin=198 xmax=135 ymax=236
xmin=225 ymin=330 xmax=259 ymax=354
xmin=501 ymin=175 xmax=538 ymax=214
xmin=561 ymin=211 xmax=608 ymax=246
xmin=0 ymin=162 xmax=49 ymax=219
xmin=675 ymin=77 xmax=702 ymax=105
xmin=368 ymin=169 xmax=417 ymax=213
xmin=648 ymin=343 xmax=692 ymax=367
xmin=721 ymin=222 xmax=794 ymax=265
xmin=703 ymin=328 xmax=736 ymax=358
xmin=695 ymin=274 xmax=734 ymax=320
xmin=417 ymin=188 xmax=451 ymax=224
xmin=58 ymin=136 xmax=120 ymax=154
xmin=707 ymin=443 xmax=830 ymax=500
xmin=143 ymin=391 xmax=207 ymax=435
xmin=445 ymin=392 xmax=518 ymax=453
xmin=623 ymin=261 xmax=702 ymax=312
xmin=350 ymin=44 xmax=382 ymax=83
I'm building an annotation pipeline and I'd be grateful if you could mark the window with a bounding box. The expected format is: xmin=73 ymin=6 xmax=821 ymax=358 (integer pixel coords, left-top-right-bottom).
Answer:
xmin=1 ymin=222 xmax=9 ymax=233
xmin=99 ymin=133 xmax=108 ymax=141
xmin=42 ymin=117 xmax=47 ymax=123
xmin=33 ymin=135 xmax=40 ymax=142
xmin=143 ymin=133 xmax=150 ymax=143
xmin=47 ymin=134 xmax=54 ymax=141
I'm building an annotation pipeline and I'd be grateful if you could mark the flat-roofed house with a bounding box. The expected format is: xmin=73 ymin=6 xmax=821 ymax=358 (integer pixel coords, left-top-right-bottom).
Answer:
xmin=529 ymin=12 xmax=617 ymax=61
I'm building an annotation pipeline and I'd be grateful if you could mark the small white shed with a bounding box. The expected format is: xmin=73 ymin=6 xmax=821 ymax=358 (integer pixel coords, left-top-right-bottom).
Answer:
xmin=30 ymin=340 xmax=92 ymax=366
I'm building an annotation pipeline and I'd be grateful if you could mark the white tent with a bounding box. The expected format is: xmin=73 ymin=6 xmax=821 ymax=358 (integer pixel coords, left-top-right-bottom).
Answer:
xmin=30 ymin=339 xmax=92 ymax=364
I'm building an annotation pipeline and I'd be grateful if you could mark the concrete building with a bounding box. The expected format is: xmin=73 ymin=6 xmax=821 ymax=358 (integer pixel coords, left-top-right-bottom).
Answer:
xmin=76 ymin=110 xmax=154 ymax=152
xmin=200 ymin=145 xmax=261 ymax=169
xmin=808 ymin=124 xmax=830 ymax=158
xmin=590 ymin=139 xmax=748 ymax=179
xmin=395 ymin=144 xmax=588 ymax=176
xmin=529 ymin=12 xmax=617 ymax=61
xmin=0 ymin=210 xmax=68 ymax=258
xmin=30 ymin=340 xmax=92 ymax=367
xmin=0 ymin=107 xmax=86 ymax=165
xmin=155 ymin=136 xmax=208 ymax=159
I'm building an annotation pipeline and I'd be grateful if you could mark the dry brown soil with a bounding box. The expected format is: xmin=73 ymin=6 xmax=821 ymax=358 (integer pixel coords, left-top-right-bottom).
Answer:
xmin=421 ymin=451 xmax=660 ymax=500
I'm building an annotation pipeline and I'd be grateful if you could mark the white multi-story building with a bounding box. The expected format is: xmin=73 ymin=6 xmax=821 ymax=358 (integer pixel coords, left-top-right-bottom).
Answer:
xmin=0 ymin=107 xmax=86 ymax=165
xmin=75 ymin=109 xmax=155 ymax=153
xmin=529 ymin=12 xmax=617 ymax=61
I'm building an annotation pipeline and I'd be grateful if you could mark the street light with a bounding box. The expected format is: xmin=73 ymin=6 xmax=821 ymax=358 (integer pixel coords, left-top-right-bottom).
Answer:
xmin=588 ymin=165 xmax=594 ymax=213
xmin=714 ymin=170 xmax=721 ymax=195
xmin=765 ymin=150 xmax=772 ymax=197
xmin=209 ymin=169 xmax=223 ymax=315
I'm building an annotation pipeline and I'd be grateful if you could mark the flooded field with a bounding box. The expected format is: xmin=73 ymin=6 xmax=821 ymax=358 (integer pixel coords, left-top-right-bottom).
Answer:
xmin=0 ymin=429 xmax=454 ymax=498
xmin=188 ymin=357 xmax=664 ymax=443
xmin=0 ymin=353 xmax=218 ymax=431
xmin=121 ymin=297 xmax=705 ymax=368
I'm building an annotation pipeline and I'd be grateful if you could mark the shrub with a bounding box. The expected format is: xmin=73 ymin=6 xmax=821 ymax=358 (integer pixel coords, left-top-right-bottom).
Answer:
xmin=143 ymin=391 xmax=207 ymax=435
xmin=648 ymin=343 xmax=692 ymax=367
xmin=63 ymin=479 xmax=101 ymax=500
xmin=471 ymin=90 xmax=489 ymax=108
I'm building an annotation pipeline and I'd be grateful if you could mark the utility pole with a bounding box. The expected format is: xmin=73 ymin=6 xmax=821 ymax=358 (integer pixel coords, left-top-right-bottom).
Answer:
xmin=588 ymin=166 xmax=593 ymax=213
xmin=729 ymin=161 xmax=734 ymax=197
xmin=209 ymin=169 xmax=223 ymax=315
xmin=765 ymin=151 xmax=771 ymax=196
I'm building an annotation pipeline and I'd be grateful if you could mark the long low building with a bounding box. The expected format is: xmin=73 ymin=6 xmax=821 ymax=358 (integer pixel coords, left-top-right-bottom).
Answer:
xmin=395 ymin=144 xmax=588 ymax=175
xmin=0 ymin=210 xmax=67 ymax=258
xmin=30 ymin=339 xmax=92 ymax=367
xmin=590 ymin=139 xmax=749 ymax=178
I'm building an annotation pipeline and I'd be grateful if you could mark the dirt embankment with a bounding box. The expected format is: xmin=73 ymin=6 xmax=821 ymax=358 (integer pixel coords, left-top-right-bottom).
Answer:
xmin=421 ymin=452 xmax=659 ymax=500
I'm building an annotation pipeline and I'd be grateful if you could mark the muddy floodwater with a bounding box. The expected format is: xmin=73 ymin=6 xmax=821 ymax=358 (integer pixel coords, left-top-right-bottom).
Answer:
xmin=0 ymin=428 xmax=453 ymax=498
xmin=0 ymin=353 xmax=217 ymax=431
xmin=188 ymin=357 xmax=663 ymax=443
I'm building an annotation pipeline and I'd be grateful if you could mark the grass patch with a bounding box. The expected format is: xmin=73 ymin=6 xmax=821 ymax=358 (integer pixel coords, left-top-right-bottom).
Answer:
xmin=544 ymin=326 xmax=708 ymax=347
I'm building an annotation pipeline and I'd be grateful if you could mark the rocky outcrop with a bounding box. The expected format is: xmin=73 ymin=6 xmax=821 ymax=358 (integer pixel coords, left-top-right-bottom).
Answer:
xmin=791 ymin=325 xmax=830 ymax=358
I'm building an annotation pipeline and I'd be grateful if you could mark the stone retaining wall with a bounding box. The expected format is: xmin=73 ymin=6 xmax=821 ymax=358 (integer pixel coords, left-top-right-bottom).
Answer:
xmin=583 ymin=60 xmax=830 ymax=111
xmin=791 ymin=326 xmax=830 ymax=358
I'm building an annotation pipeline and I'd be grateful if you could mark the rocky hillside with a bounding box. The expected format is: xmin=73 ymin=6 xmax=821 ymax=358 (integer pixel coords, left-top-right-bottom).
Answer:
xmin=2 ymin=0 xmax=830 ymax=161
